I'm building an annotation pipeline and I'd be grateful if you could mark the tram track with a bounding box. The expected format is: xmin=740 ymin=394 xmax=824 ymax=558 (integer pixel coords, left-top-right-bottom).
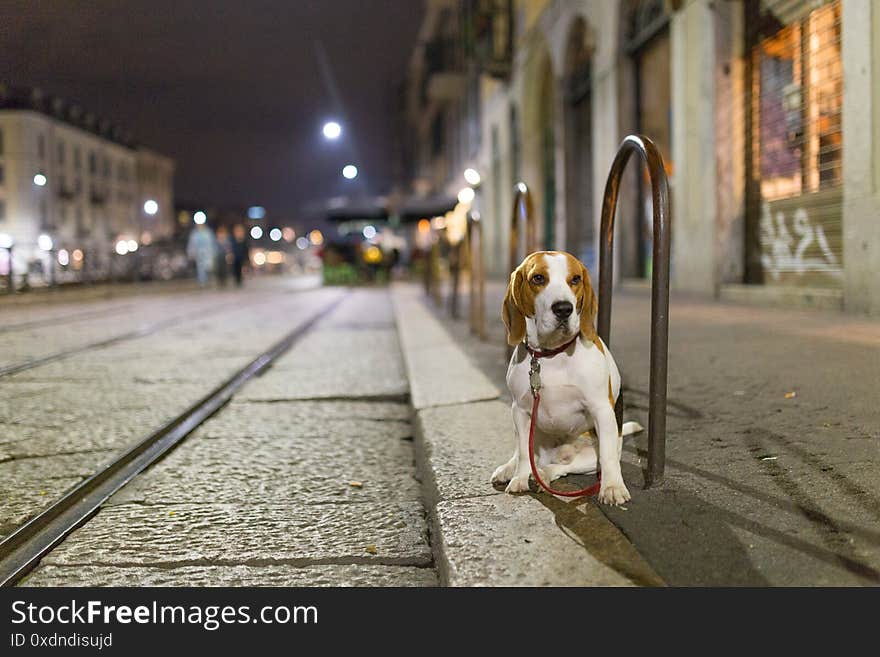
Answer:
xmin=0 ymin=290 xmax=347 ymax=586
xmin=0 ymin=304 xmax=135 ymax=334
xmin=0 ymin=290 xmax=303 ymax=379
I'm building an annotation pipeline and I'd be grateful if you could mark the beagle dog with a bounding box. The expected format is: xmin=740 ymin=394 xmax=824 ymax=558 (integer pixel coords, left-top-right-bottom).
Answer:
xmin=490 ymin=251 xmax=642 ymax=506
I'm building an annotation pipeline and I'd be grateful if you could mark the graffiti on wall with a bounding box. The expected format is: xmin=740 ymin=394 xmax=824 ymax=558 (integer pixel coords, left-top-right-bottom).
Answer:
xmin=759 ymin=200 xmax=842 ymax=282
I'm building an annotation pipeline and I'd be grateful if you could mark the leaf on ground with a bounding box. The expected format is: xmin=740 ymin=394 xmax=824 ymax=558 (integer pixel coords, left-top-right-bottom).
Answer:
xmin=784 ymin=391 xmax=797 ymax=399
xmin=365 ymin=544 xmax=378 ymax=555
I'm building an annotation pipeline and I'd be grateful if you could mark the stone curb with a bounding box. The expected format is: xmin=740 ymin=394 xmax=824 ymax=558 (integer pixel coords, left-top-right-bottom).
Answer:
xmin=390 ymin=283 xmax=664 ymax=587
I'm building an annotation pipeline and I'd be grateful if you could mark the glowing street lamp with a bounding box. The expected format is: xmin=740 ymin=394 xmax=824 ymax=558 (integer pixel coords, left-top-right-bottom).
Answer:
xmin=342 ymin=164 xmax=358 ymax=180
xmin=143 ymin=199 xmax=158 ymax=215
xmin=37 ymin=234 xmax=53 ymax=252
xmin=457 ymin=187 xmax=475 ymax=204
xmin=269 ymin=228 xmax=282 ymax=242
xmin=193 ymin=211 xmax=207 ymax=225
xmin=250 ymin=226 xmax=263 ymax=240
xmin=463 ymin=168 xmax=481 ymax=186
xmin=33 ymin=173 xmax=47 ymax=187
xmin=322 ymin=121 xmax=342 ymax=140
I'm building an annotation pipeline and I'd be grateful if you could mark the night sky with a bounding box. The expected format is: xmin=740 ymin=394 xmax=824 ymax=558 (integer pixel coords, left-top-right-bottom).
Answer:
xmin=0 ymin=0 xmax=424 ymax=225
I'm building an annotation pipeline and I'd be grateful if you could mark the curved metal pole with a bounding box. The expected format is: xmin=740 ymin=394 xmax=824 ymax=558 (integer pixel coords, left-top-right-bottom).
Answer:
xmin=597 ymin=134 xmax=671 ymax=488
xmin=467 ymin=213 xmax=486 ymax=339
xmin=509 ymin=182 xmax=537 ymax=276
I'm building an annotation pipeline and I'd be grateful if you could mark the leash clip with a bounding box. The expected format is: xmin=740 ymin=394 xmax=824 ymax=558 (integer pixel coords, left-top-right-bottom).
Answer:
xmin=528 ymin=355 xmax=541 ymax=397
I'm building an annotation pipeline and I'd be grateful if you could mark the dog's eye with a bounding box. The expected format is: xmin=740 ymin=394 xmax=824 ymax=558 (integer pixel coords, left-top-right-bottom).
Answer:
xmin=531 ymin=274 xmax=545 ymax=285
xmin=570 ymin=275 xmax=582 ymax=285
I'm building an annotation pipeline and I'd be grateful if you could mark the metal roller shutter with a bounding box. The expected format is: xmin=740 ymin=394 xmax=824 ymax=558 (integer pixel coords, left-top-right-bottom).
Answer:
xmin=745 ymin=0 xmax=843 ymax=288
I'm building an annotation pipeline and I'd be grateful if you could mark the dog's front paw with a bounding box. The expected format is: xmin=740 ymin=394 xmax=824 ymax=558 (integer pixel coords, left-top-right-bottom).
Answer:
xmin=505 ymin=475 xmax=531 ymax=494
xmin=490 ymin=461 xmax=515 ymax=485
xmin=597 ymin=480 xmax=630 ymax=506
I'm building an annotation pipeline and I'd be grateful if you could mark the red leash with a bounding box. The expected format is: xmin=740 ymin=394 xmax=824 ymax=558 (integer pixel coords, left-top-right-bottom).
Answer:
xmin=525 ymin=337 xmax=601 ymax=498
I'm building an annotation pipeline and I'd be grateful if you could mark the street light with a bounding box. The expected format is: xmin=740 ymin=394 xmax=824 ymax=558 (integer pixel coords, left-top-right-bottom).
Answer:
xmin=250 ymin=226 xmax=263 ymax=240
xmin=33 ymin=173 xmax=47 ymax=187
xmin=342 ymin=164 xmax=358 ymax=180
xmin=37 ymin=234 xmax=53 ymax=252
xmin=457 ymin=187 xmax=475 ymax=204
xmin=464 ymin=168 xmax=481 ymax=186
xmin=322 ymin=121 xmax=342 ymax=140
xmin=143 ymin=199 xmax=158 ymax=215
xmin=269 ymin=228 xmax=282 ymax=242
xmin=193 ymin=211 xmax=207 ymax=225
xmin=363 ymin=225 xmax=377 ymax=239
xmin=115 ymin=240 xmax=129 ymax=255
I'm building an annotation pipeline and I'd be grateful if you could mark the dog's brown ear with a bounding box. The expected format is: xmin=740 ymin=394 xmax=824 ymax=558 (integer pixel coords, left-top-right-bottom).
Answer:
xmin=502 ymin=266 xmax=526 ymax=346
xmin=579 ymin=262 xmax=598 ymax=338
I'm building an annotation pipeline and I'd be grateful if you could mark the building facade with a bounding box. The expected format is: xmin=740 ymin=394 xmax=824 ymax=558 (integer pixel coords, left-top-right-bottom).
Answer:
xmin=400 ymin=0 xmax=880 ymax=315
xmin=0 ymin=85 xmax=175 ymax=284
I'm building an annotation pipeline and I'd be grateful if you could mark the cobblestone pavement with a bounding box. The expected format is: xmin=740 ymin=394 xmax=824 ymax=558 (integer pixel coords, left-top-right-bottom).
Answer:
xmin=432 ymin=280 xmax=880 ymax=586
xmin=2 ymin=279 xmax=435 ymax=586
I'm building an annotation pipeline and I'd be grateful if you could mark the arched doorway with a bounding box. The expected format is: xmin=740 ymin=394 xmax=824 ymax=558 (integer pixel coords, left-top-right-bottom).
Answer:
xmin=563 ymin=16 xmax=595 ymax=270
xmin=539 ymin=67 xmax=556 ymax=250
xmin=622 ymin=0 xmax=672 ymax=279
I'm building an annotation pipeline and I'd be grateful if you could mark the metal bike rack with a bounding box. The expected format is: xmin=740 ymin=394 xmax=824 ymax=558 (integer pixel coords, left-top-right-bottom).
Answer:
xmin=509 ymin=182 xmax=538 ymax=276
xmin=597 ymin=134 xmax=671 ymax=488
xmin=466 ymin=211 xmax=487 ymax=339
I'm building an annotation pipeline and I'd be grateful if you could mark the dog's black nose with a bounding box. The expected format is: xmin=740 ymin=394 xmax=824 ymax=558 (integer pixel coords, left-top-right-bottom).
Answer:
xmin=551 ymin=301 xmax=573 ymax=319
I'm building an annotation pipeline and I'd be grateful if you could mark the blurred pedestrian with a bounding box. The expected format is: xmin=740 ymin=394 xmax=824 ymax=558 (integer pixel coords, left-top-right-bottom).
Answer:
xmin=230 ymin=224 xmax=249 ymax=287
xmin=214 ymin=225 xmax=231 ymax=287
xmin=186 ymin=222 xmax=217 ymax=287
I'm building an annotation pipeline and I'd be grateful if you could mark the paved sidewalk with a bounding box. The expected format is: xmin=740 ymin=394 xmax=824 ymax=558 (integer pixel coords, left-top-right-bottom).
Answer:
xmin=392 ymin=283 xmax=664 ymax=586
xmin=426 ymin=279 xmax=879 ymax=586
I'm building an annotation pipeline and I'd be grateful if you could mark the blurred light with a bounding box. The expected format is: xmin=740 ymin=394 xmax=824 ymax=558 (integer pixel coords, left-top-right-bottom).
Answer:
xmin=115 ymin=240 xmax=129 ymax=255
xmin=269 ymin=228 xmax=282 ymax=242
xmin=140 ymin=231 xmax=153 ymax=246
xmin=363 ymin=225 xmax=377 ymax=239
xmin=471 ymin=211 xmax=481 ymax=222
xmin=296 ymin=236 xmax=310 ymax=250
xmin=266 ymin=251 xmax=285 ymax=264
xmin=417 ymin=219 xmax=431 ymax=235
xmin=193 ymin=211 xmax=207 ymax=225
xmin=457 ymin=187 xmax=475 ymax=204
xmin=342 ymin=164 xmax=358 ymax=180
xmin=282 ymin=227 xmax=296 ymax=242
xmin=308 ymin=229 xmax=323 ymax=246
xmin=0 ymin=233 xmax=13 ymax=249
xmin=431 ymin=216 xmax=446 ymax=230
xmin=322 ymin=121 xmax=342 ymax=140
xmin=33 ymin=173 xmax=47 ymax=187
xmin=464 ymin=168 xmax=481 ymax=186
xmin=250 ymin=226 xmax=263 ymax=239
xmin=72 ymin=249 xmax=83 ymax=262
xmin=253 ymin=251 xmax=266 ymax=266
xmin=363 ymin=245 xmax=382 ymax=264
xmin=248 ymin=206 xmax=266 ymax=220
xmin=516 ymin=182 xmax=528 ymax=194
xmin=38 ymin=234 xmax=53 ymax=251
xmin=127 ymin=239 xmax=138 ymax=252
xmin=143 ymin=199 xmax=159 ymax=215
xmin=57 ymin=249 xmax=69 ymax=266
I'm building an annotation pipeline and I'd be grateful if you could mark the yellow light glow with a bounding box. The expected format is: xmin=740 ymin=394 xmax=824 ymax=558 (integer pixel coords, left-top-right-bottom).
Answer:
xmin=72 ymin=249 xmax=83 ymax=262
xmin=266 ymin=251 xmax=285 ymax=264
xmin=364 ymin=246 xmax=382 ymax=264
xmin=253 ymin=251 xmax=266 ymax=266
xmin=308 ymin=229 xmax=324 ymax=246
xmin=417 ymin=219 xmax=431 ymax=235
